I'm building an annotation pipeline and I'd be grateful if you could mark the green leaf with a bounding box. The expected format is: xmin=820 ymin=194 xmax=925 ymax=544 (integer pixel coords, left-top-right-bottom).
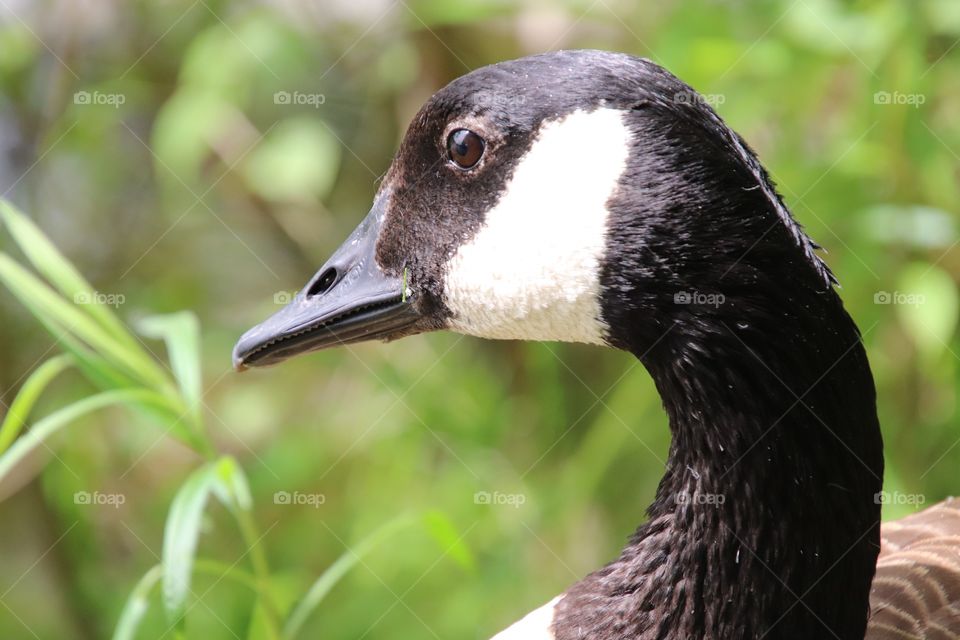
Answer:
xmin=137 ymin=312 xmax=204 ymax=427
xmin=27 ymin=328 xmax=198 ymax=445
xmin=0 ymin=354 xmax=72 ymax=453
xmin=422 ymin=510 xmax=475 ymax=572
xmin=895 ymin=262 xmax=959 ymax=358
xmin=161 ymin=456 xmax=251 ymax=626
xmin=0 ymin=389 xmax=164 ymax=484
xmin=49 ymin=329 xmax=139 ymax=391
xmin=151 ymin=88 xmax=234 ymax=191
xmin=858 ymin=204 xmax=957 ymax=250
xmin=211 ymin=455 xmax=253 ymax=511
xmin=112 ymin=564 xmax=163 ymax=640
xmin=247 ymin=573 xmax=303 ymax=640
xmin=193 ymin=559 xmax=260 ymax=593
xmin=26 ymin=324 xmax=196 ymax=446
xmin=242 ymin=118 xmax=341 ymax=202
xmin=0 ymin=253 xmax=172 ymax=393
xmin=0 ymin=200 xmax=139 ymax=351
xmin=282 ymin=514 xmax=416 ymax=639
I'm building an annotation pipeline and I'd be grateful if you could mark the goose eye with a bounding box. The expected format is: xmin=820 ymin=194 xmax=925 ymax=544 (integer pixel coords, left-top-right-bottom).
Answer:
xmin=447 ymin=129 xmax=485 ymax=169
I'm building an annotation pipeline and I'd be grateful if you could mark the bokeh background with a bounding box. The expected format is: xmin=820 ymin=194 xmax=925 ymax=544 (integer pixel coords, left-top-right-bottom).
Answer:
xmin=1 ymin=0 xmax=959 ymax=638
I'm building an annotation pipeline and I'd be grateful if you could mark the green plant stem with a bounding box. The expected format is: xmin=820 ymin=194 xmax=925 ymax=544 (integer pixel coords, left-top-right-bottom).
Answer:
xmin=193 ymin=559 xmax=260 ymax=593
xmin=233 ymin=505 xmax=282 ymax=639
xmin=192 ymin=425 xmax=217 ymax=461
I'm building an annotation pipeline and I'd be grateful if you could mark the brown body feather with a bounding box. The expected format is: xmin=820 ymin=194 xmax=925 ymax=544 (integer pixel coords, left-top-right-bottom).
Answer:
xmin=869 ymin=498 xmax=960 ymax=639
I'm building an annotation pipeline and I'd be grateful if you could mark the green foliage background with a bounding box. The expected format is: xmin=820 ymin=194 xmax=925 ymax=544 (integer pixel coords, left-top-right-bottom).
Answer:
xmin=1 ymin=0 xmax=958 ymax=638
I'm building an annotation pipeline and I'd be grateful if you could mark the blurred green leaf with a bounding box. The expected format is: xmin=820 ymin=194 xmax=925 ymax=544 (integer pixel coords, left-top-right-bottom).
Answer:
xmin=922 ymin=0 xmax=960 ymax=34
xmin=181 ymin=15 xmax=296 ymax=94
xmin=152 ymin=88 xmax=236 ymax=187
xmin=0 ymin=253 xmax=173 ymax=393
xmin=0 ymin=354 xmax=72 ymax=453
xmin=0 ymin=389 xmax=166 ymax=484
xmin=16 ymin=325 xmax=193 ymax=440
xmin=247 ymin=572 xmax=304 ymax=640
xmin=137 ymin=312 xmax=204 ymax=428
xmin=405 ymin=0 xmax=513 ymax=26
xmin=242 ymin=118 xmax=341 ymax=202
xmin=161 ymin=456 xmax=254 ymax=628
xmin=0 ymin=23 xmax=36 ymax=73
xmin=114 ymin=560 xmax=272 ymax=640
xmin=283 ymin=514 xmax=417 ymax=639
xmin=859 ymin=204 xmax=957 ymax=250
xmin=896 ymin=263 xmax=959 ymax=358
xmin=211 ymin=455 xmax=253 ymax=511
xmin=112 ymin=564 xmax=163 ymax=640
xmin=47 ymin=329 xmax=139 ymax=391
xmin=0 ymin=200 xmax=140 ymax=352
xmin=423 ymin=510 xmax=475 ymax=572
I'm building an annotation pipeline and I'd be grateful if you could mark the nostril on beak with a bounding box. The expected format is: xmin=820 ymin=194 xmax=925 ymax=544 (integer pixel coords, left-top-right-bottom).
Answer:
xmin=307 ymin=267 xmax=339 ymax=297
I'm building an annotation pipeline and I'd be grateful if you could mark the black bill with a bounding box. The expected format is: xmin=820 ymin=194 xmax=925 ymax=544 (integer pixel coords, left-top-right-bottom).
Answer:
xmin=232 ymin=193 xmax=419 ymax=370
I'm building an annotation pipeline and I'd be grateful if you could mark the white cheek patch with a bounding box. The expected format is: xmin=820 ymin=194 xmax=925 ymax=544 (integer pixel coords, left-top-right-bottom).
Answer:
xmin=444 ymin=108 xmax=630 ymax=344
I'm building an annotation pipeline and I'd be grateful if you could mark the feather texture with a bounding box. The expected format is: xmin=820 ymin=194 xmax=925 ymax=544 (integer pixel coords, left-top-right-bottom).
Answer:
xmin=869 ymin=498 xmax=960 ymax=639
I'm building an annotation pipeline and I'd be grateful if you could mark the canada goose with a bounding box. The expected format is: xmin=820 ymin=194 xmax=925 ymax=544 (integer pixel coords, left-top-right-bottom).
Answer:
xmin=233 ymin=50 xmax=960 ymax=639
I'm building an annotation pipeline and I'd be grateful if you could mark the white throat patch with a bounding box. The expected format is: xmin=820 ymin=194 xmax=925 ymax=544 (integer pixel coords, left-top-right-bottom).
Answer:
xmin=443 ymin=108 xmax=629 ymax=344
xmin=490 ymin=596 xmax=560 ymax=640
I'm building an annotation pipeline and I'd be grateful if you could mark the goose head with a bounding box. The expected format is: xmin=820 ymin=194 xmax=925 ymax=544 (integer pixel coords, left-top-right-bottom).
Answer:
xmin=233 ymin=49 xmax=831 ymax=368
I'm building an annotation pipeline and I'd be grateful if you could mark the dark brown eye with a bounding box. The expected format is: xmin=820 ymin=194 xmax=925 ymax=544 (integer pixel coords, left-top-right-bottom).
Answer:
xmin=447 ymin=129 xmax=485 ymax=169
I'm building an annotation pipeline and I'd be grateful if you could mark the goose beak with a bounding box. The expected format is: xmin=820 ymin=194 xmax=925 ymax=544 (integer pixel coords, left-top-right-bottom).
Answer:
xmin=232 ymin=193 xmax=420 ymax=370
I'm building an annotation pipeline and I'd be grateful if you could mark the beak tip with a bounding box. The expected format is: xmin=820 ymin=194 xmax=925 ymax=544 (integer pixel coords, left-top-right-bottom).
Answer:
xmin=231 ymin=340 xmax=251 ymax=372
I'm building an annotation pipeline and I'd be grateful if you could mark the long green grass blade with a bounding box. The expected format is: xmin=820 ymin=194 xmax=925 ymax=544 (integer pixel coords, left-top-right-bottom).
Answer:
xmin=282 ymin=514 xmax=416 ymax=639
xmin=0 ymin=253 xmax=172 ymax=393
xmin=0 ymin=355 xmax=72 ymax=453
xmin=20 ymin=325 xmax=197 ymax=444
xmin=48 ymin=328 xmax=139 ymax=391
xmin=27 ymin=328 xmax=199 ymax=444
xmin=138 ymin=312 xmax=204 ymax=429
xmin=112 ymin=564 xmax=163 ymax=640
xmin=0 ymin=389 xmax=163 ymax=483
xmin=161 ymin=456 xmax=252 ymax=626
xmin=0 ymin=200 xmax=140 ymax=351
xmin=112 ymin=561 xmax=266 ymax=640
xmin=162 ymin=462 xmax=219 ymax=627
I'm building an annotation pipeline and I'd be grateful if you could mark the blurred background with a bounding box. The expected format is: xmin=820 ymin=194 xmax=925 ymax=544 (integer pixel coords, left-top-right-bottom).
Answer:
xmin=1 ymin=0 xmax=958 ymax=638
